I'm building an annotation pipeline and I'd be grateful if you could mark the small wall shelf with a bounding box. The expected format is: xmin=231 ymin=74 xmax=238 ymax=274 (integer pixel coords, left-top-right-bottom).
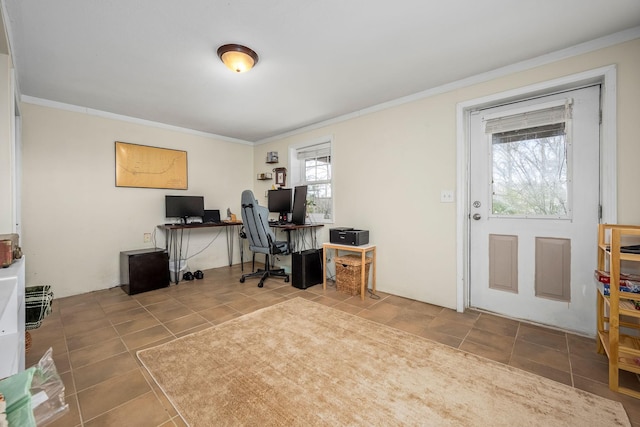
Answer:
xmin=257 ymin=172 xmax=273 ymax=181
xmin=266 ymin=151 xmax=279 ymax=164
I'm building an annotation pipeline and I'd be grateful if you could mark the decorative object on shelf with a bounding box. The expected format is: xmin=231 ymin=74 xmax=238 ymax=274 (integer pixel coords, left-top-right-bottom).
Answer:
xmin=257 ymin=172 xmax=272 ymax=180
xmin=217 ymin=44 xmax=259 ymax=73
xmin=266 ymin=151 xmax=279 ymax=163
xmin=273 ymin=167 xmax=287 ymax=186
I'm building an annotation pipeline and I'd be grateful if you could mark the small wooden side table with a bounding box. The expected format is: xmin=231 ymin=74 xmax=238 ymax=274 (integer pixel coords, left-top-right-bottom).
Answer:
xmin=323 ymin=242 xmax=376 ymax=300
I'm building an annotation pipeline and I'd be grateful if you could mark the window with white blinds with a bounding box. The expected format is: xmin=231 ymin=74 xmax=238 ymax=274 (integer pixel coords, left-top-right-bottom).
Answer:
xmin=289 ymin=139 xmax=333 ymax=223
xmin=483 ymin=100 xmax=573 ymax=218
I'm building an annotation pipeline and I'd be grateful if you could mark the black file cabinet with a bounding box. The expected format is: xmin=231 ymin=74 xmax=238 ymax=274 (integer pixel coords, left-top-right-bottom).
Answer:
xmin=120 ymin=248 xmax=170 ymax=295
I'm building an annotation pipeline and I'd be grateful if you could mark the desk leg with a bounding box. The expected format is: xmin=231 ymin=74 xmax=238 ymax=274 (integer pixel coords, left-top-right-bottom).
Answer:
xmin=360 ymin=250 xmax=366 ymax=301
xmin=371 ymin=247 xmax=376 ymax=296
xmin=225 ymin=225 xmax=235 ymax=267
xmin=170 ymin=229 xmax=180 ymax=285
xmin=322 ymin=247 xmax=328 ymax=291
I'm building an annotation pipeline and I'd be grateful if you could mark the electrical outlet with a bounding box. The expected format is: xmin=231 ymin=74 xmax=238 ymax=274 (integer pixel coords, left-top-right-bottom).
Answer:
xmin=143 ymin=233 xmax=151 ymax=243
xmin=440 ymin=190 xmax=455 ymax=203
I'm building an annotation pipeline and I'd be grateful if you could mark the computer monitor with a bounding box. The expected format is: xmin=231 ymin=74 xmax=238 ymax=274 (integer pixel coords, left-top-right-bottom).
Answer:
xmin=291 ymin=185 xmax=308 ymax=225
xmin=165 ymin=195 xmax=205 ymax=224
xmin=268 ymin=188 xmax=292 ymax=222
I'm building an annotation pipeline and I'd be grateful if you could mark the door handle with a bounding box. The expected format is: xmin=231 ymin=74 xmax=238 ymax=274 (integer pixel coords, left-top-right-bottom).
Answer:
xmin=472 ymin=213 xmax=481 ymax=220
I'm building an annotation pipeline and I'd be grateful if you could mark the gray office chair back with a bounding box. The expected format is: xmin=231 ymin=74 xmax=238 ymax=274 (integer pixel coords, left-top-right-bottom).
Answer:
xmin=240 ymin=190 xmax=289 ymax=287
xmin=241 ymin=190 xmax=274 ymax=254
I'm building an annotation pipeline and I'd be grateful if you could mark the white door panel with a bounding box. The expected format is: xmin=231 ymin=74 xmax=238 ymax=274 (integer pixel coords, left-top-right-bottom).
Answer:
xmin=469 ymin=86 xmax=600 ymax=335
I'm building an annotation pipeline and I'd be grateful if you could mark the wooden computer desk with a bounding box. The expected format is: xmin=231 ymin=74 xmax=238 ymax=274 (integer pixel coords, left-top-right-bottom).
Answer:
xmin=322 ymin=242 xmax=376 ymax=300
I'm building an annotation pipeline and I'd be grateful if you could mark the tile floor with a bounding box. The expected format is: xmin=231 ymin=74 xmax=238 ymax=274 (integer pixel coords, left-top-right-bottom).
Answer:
xmin=24 ymin=264 xmax=640 ymax=426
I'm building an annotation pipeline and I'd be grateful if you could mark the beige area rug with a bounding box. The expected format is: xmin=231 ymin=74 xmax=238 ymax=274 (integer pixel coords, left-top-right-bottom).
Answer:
xmin=137 ymin=298 xmax=630 ymax=426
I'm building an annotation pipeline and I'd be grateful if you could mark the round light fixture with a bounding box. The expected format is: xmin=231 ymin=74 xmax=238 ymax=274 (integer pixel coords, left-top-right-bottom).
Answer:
xmin=217 ymin=44 xmax=259 ymax=73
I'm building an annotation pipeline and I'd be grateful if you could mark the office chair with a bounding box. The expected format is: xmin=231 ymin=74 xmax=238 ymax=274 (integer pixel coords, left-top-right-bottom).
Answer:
xmin=239 ymin=190 xmax=290 ymax=287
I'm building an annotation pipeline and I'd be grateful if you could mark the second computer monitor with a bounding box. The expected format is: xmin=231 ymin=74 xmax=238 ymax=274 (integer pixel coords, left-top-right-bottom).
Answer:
xmin=291 ymin=185 xmax=308 ymax=225
xmin=268 ymin=188 xmax=292 ymax=222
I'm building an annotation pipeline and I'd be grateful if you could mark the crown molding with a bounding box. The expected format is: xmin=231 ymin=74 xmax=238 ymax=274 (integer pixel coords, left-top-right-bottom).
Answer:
xmin=20 ymin=95 xmax=254 ymax=145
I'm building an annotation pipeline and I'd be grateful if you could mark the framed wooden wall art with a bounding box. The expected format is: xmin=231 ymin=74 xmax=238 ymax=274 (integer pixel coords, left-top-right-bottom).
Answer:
xmin=115 ymin=141 xmax=188 ymax=189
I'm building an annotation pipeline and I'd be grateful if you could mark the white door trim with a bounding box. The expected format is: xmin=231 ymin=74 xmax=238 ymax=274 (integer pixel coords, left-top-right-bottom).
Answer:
xmin=455 ymin=65 xmax=617 ymax=313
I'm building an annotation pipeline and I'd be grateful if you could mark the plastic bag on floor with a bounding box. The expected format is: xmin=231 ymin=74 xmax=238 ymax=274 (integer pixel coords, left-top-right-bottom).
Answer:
xmin=0 ymin=348 xmax=69 ymax=426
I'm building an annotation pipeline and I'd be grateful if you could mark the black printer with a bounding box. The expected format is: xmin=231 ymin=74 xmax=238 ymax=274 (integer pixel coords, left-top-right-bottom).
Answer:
xmin=329 ymin=227 xmax=370 ymax=246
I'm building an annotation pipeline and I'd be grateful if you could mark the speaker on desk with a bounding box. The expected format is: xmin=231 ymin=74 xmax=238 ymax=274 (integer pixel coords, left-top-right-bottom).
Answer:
xmin=292 ymin=249 xmax=323 ymax=289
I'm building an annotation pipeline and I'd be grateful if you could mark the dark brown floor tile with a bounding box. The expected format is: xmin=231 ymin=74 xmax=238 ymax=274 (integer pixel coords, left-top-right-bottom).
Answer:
xmin=383 ymin=294 xmax=417 ymax=308
xmin=197 ymin=304 xmax=242 ymax=323
xmin=436 ymin=307 xmax=480 ymax=326
xmin=74 ymin=351 xmax=140 ymax=391
xmin=174 ymin=323 xmax=213 ymax=338
xmin=307 ymin=295 xmax=341 ymax=307
xmin=474 ymin=313 xmax=519 ymax=337
xmin=106 ymin=306 xmax=149 ymax=325
xmin=419 ymin=328 xmax=464 ymax=348
xmin=512 ymin=338 xmax=570 ymax=372
xmin=427 ymin=316 xmax=473 ymax=339
xmin=340 ymin=294 xmax=381 ymax=309
xmin=83 ymin=391 xmax=171 ymax=427
xmin=77 ymin=368 xmax=151 ymax=421
xmin=330 ymin=302 xmax=365 ymax=315
xmin=517 ymin=324 xmax=568 ymax=352
xmin=163 ymin=313 xmax=209 ymax=335
xmin=357 ymin=302 xmax=404 ymax=324
xmin=66 ymin=325 xmax=119 ymax=352
xmin=148 ymin=305 xmax=196 ymax=323
xmin=567 ymin=333 xmax=607 ymax=362
xmin=509 ymin=354 xmax=572 ymax=386
xmin=69 ymin=337 xmax=127 ymax=369
xmin=97 ymin=292 xmax=137 ymax=310
xmin=121 ymin=324 xmax=174 ymax=351
xmin=100 ymin=298 xmax=143 ymax=315
xmin=134 ymin=291 xmax=176 ymax=306
xmin=405 ymin=300 xmax=444 ymax=317
xmin=385 ymin=307 xmax=435 ymax=335
xmin=459 ymin=339 xmax=511 ymax=364
xmin=225 ymin=295 xmax=263 ymax=312
xmin=63 ymin=317 xmax=114 ymax=339
xmin=464 ymin=328 xmax=515 ymax=354
xmin=60 ymin=304 xmax=106 ymax=325
xmin=113 ymin=313 xmax=161 ymax=336
xmin=569 ymin=352 xmax=610 ymax=384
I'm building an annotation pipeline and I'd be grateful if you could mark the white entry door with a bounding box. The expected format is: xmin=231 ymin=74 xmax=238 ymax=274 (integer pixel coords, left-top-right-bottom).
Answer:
xmin=469 ymin=86 xmax=600 ymax=335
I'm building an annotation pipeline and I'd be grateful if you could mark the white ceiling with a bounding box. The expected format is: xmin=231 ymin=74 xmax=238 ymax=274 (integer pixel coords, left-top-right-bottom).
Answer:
xmin=3 ymin=1 xmax=640 ymax=143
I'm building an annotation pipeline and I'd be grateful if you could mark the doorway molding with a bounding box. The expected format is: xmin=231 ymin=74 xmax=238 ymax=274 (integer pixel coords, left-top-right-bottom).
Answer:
xmin=455 ymin=65 xmax=617 ymax=312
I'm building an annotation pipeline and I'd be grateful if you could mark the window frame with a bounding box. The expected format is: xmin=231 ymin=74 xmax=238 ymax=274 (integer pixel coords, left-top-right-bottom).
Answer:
xmin=288 ymin=136 xmax=334 ymax=224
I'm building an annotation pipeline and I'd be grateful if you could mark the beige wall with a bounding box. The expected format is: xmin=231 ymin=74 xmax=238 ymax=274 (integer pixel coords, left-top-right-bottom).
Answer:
xmin=21 ymin=104 xmax=253 ymax=297
xmin=255 ymin=38 xmax=640 ymax=309
xmin=17 ymin=38 xmax=640 ymax=304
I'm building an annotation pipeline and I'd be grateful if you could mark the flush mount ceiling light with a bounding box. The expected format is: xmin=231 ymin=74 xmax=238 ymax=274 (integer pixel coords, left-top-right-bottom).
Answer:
xmin=217 ymin=44 xmax=259 ymax=73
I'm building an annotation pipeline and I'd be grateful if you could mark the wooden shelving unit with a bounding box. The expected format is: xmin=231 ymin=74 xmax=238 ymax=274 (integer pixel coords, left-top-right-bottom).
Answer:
xmin=596 ymin=224 xmax=640 ymax=399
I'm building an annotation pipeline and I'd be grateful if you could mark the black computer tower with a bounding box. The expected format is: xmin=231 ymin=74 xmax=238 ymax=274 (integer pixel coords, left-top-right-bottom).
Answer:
xmin=292 ymin=249 xmax=323 ymax=289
